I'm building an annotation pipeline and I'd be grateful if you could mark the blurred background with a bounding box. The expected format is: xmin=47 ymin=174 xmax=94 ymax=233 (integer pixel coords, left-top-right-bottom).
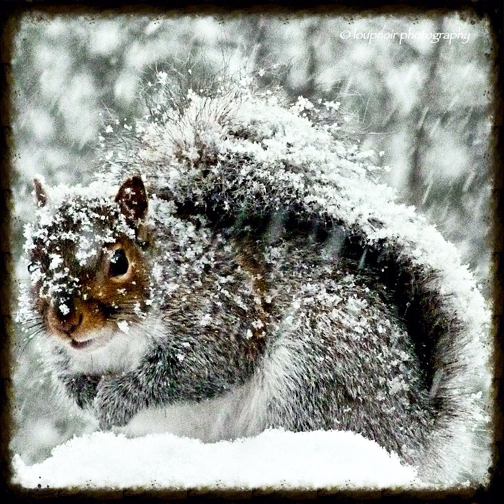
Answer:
xmin=9 ymin=12 xmax=494 ymax=464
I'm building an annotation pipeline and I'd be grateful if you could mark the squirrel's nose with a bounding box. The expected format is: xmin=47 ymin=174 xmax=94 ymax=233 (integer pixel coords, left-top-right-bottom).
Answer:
xmin=55 ymin=312 xmax=83 ymax=336
xmin=56 ymin=312 xmax=83 ymax=335
xmin=50 ymin=296 xmax=82 ymax=336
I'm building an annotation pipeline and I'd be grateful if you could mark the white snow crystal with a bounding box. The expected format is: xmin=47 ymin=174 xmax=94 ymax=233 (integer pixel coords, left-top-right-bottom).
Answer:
xmin=117 ymin=320 xmax=130 ymax=334
xmin=58 ymin=303 xmax=70 ymax=316
xmin=48 ymin=253 xmax=63 ymax=270
xmin=198 ymin=314 xmax=211 ymax=327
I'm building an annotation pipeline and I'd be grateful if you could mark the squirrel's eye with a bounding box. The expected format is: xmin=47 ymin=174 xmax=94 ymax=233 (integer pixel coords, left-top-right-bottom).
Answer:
xmin=109 ymin=249 xmax=129 ymax=277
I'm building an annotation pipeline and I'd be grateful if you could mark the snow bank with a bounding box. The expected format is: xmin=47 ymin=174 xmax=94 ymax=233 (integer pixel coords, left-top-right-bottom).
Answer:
xmin=12 ymin=429 xmax=421 ymax=490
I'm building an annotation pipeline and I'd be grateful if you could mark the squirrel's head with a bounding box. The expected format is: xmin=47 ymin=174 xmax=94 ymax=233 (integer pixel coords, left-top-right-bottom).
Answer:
xmin=26 ymin=176 xmax=152 ymax=352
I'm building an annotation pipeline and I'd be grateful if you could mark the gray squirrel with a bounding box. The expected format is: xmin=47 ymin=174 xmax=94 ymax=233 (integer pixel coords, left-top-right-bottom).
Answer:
xmin=19 ymin=72 xmax=490 ymax=484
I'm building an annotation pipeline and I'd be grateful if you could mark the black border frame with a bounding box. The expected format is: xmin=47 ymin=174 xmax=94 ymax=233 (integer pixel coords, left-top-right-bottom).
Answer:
xmin=1 ymin=1 xmax=502 ymax=502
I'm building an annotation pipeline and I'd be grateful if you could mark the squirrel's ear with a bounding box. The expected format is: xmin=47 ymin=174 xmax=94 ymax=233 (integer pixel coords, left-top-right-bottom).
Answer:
xmin=115 ymin=176 xmax=148 ymax=226
xmin=33 ymin=178 xmax=48 ymax=208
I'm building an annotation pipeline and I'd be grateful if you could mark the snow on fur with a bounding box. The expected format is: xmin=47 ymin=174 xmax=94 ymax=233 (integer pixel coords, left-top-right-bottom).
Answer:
xmin=99 ymin=70 xmax=491 ymax=410
xmin=98 ymin=73 xmax=489 ymax=350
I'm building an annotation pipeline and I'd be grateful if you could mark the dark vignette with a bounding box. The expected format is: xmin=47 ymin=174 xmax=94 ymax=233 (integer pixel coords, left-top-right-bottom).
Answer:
xmin=0 ymin=0 xmax=502 ymax=502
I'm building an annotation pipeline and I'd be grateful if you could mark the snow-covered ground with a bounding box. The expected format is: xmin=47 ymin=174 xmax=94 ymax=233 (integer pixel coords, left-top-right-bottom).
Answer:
xmin=13 ymin=429 xmax=422 ymax=490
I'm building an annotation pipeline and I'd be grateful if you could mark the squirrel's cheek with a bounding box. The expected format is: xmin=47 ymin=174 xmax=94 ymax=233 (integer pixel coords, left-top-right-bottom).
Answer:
xmin=97 ymin=271 xmax=150 ymax=311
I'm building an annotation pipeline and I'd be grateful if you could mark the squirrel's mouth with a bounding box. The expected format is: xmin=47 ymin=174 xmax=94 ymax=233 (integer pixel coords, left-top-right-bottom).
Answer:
xmin=70 ymin=338 xmax=95 ymax=350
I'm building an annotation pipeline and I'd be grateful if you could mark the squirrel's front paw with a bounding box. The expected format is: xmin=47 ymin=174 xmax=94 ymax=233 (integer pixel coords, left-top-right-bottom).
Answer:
xmin=94 ymin=378 xmax=138 ymax=430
